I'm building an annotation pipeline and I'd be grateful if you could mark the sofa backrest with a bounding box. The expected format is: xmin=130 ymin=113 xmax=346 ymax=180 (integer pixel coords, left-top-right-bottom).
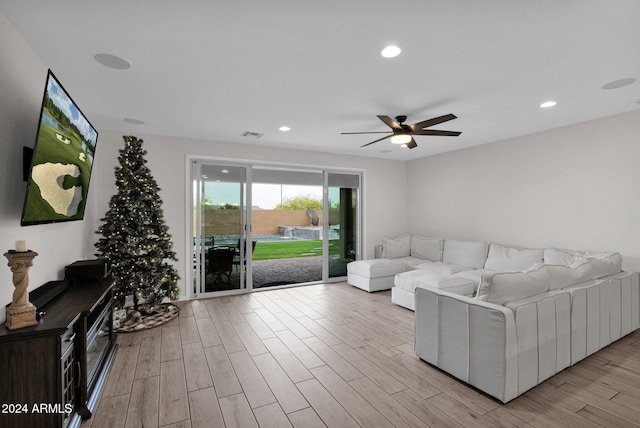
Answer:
xmin=477 ymin=264 xmax=551 ymax=305
xmin=540 ymin=260 xmax=592 ymax=290
xmin=544 ymin=247 xmax=622 ymax=279
xmin=583 ymin=252 xmax=622 ymax=279
xmin=484 ymin=243 xmax=543 ymax=272
xmin=410 ymin=236 xmax=442 ymax=261
xmin=381 ymin=234 xmax=411 ymax=258
xmin=443 ymin=239 xmax=488 ymax=269
xmin=543 ymin=247 xmax=581 ymax=265
xmin=477 ymin=259 xmax=602 ymax=305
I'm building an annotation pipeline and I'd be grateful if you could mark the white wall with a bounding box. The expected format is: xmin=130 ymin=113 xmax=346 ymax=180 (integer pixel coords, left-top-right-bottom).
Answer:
xmin=0 ymin=13 xmax=96 ymax=323
xmin=91 ymin=131 xmax=408 ymax=299
xmin=407 ymin=109 xmax=640 ymax=272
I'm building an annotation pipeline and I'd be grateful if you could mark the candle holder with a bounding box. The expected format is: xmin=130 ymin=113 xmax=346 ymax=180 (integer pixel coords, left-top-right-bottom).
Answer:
xmin=4 ymin=250 xmax=39 ymax=330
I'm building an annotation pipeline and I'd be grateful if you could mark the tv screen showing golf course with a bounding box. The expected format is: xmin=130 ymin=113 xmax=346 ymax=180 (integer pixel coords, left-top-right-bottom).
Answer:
xmin=21 ymin=70 xmax=99 ymax=226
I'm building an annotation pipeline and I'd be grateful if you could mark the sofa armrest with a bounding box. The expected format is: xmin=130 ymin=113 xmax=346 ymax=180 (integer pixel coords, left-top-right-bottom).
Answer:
xmin=415 ymin=287 xmax=518 ymax=403
xmin=374 ymin=244 xmax=384 ymax=259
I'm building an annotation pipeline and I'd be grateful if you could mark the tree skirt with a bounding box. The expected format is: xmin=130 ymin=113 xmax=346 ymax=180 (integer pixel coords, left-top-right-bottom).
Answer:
xmin=115 ymin=303 xmax=180 ymax=333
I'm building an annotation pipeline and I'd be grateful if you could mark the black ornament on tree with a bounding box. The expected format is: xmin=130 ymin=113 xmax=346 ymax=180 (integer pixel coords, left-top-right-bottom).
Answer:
xmin=95 ymin=136 xmax=180 ymax=312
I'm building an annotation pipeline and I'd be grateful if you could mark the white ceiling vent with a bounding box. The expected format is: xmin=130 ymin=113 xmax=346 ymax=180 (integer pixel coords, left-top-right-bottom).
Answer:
xmin=240 ymin=131 xmax=263 ymax=138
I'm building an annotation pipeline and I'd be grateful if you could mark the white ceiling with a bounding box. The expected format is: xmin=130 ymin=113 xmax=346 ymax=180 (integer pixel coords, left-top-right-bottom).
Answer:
xmin=2 ymin=1 xmax=639 ymax=161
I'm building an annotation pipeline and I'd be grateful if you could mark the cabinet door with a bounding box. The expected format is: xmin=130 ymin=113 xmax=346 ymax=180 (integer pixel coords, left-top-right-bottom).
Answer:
xmin=0 ymin=335 xmax=62 ymax=428
xmin=60 ymin=328 xmax=76 ymax=428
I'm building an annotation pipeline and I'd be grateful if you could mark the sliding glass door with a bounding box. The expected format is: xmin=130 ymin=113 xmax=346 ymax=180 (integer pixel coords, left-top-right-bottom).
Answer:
xmin=190 ymin=158 xmax=361 ymax=297
xmin=251 ymin=167 xmax=324 ymax=288
xmin=193 ymin=162 xmax=250 ymax=297
xmin=325 ymin=172 xmax=360 ymax=279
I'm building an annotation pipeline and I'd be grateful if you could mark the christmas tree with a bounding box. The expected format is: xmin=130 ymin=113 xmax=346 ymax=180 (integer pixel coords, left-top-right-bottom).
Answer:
xmin=95 ymin=136 xmax=180 ymax=312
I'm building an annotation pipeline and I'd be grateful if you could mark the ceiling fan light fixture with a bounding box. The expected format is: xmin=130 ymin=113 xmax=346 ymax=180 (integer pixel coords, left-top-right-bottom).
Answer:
xmin=390 ymin=134 xmax=412 ymax=145
xmin=381 ymin=45 xmax=401 ymax=58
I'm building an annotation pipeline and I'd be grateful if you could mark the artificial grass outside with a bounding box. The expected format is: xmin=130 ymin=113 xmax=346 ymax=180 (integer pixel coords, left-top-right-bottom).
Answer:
xmin=250 ymin=239 xmax=338 ymax=260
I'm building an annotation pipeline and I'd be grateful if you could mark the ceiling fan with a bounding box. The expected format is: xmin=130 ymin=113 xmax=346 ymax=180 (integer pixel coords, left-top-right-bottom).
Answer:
xmin=342 ymin=114 xmax=461 ymax=149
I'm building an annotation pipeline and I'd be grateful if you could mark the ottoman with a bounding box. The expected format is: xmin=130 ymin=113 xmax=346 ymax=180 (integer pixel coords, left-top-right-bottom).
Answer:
xmin=392 ymin=269 xmax=476 ymax=310
xmin=347 ymin=259 xmax=410 ymax=292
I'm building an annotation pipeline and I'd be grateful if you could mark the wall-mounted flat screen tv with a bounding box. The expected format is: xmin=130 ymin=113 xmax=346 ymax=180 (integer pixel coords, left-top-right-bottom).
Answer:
xmin=21 ymin=70 xmax=98 ymax=226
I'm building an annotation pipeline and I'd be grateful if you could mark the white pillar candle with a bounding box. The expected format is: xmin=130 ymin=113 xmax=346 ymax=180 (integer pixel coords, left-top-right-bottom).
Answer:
xmin=16 ymin=240 xmax=27 ymax=252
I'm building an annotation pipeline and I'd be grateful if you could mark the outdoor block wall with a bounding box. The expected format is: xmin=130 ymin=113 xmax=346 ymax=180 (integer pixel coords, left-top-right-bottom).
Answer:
xmin=203 ymin=209 xmax=324 ymax=235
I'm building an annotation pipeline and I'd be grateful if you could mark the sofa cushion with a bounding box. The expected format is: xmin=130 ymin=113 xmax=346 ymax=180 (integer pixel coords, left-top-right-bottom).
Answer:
xmin=453 ymin=269 xmax=484 ymax=287
xmin=394 ymin=269 xmax=476 ymax=296
xmin=392 ymin=256 xmax=427 ymax=268
xmin=382 ymin=234 xmax=411 ymax=259
xmin=411 ymin=236 xmax=442 ymax=261
xmin=415 ymin=262 xmax=472 ymax=275
xmin=477 ymin=264 xmax=550 ymax=305
xmin=543 ymin=247 xmax=582 ymax=265
xmin=346 ymin=259 xmax=409 ymax=278
xmin=544 ymin=248 xmax=622 ymax=279
xmin=538 ymin=260 xmax=592 ymax=290
xmin=484 ymin=243 xmax=543 ymax=272
xmin=584 ymin=252 xmax=622 ymax=279
xmin=443 ymin=239 xmax=488 ymax=270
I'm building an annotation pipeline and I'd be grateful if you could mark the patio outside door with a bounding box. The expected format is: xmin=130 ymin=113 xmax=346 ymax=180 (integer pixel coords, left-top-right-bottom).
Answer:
xmin=251 ymin=167 xmax=324 ymax=288
xmin=190 ymin=158 xmax=362 ymax=297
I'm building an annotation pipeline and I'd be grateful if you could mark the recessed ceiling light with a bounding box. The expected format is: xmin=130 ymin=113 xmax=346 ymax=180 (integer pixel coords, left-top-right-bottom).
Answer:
xmin=221 ymin=169 xmax=229 ymax=174
xmin=540 ymin=101 xmax=557 ymax=108
xmin=95 ymin=53 xmax=131 ymax=70
xmin=279 ymin=126 xmax=291 ymax=132
xmin=602 ymin=78 xmax=636 ymax=90
xmin=124 ymin=118 xmax=145 ymax=125
xmin=381 ymin=45 xmax=401 ymax=58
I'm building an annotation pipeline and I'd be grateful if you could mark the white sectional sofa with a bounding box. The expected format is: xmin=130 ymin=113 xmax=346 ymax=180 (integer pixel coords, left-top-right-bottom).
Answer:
xmin=415 ymin=267 xmax=639 ymax=403
xmin=347 ymin=234 xmax=639 ymax=403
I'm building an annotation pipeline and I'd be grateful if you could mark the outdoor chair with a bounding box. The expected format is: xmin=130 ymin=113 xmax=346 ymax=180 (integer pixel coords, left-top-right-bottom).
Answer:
xmin=207 ymin=246 xmax=234 ymax=285
xmin=233 ymin=239 xmax=257 ymax=270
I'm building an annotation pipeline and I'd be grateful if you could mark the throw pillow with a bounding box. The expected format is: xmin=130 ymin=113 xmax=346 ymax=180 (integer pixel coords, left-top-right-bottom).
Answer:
xmin=382 ymin=234 xmax=411 ymax=259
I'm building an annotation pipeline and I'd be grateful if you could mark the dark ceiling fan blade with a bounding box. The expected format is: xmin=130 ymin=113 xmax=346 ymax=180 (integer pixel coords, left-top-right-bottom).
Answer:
xmin=377 ymin=115 xmax=403 ymax=130
xmin=360 ymin=134 xmax=393 ymax=147
xmin=409 ymin=113 xmax=457 ymax=131
xmin=406 ymin=138 xmax=418 ymax=149
xmin=412 ymin=129 xmax=461 ymax=137
xmin=341 ymin=131 xmax=393 ymax=135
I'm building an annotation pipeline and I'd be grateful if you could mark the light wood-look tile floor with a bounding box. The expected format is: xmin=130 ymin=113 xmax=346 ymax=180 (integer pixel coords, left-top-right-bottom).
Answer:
xmin=82 ymin=282 xmax=640 ymax=427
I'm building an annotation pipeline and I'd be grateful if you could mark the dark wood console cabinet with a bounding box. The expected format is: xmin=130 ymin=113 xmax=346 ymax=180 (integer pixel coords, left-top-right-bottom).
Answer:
xmin=0 ymin=277 xmax=116 ymax=428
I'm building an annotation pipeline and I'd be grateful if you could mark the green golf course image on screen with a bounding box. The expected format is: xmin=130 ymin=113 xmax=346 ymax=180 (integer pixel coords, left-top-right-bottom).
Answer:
xmin=21 ymin=70 xmax=98 ymax=226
